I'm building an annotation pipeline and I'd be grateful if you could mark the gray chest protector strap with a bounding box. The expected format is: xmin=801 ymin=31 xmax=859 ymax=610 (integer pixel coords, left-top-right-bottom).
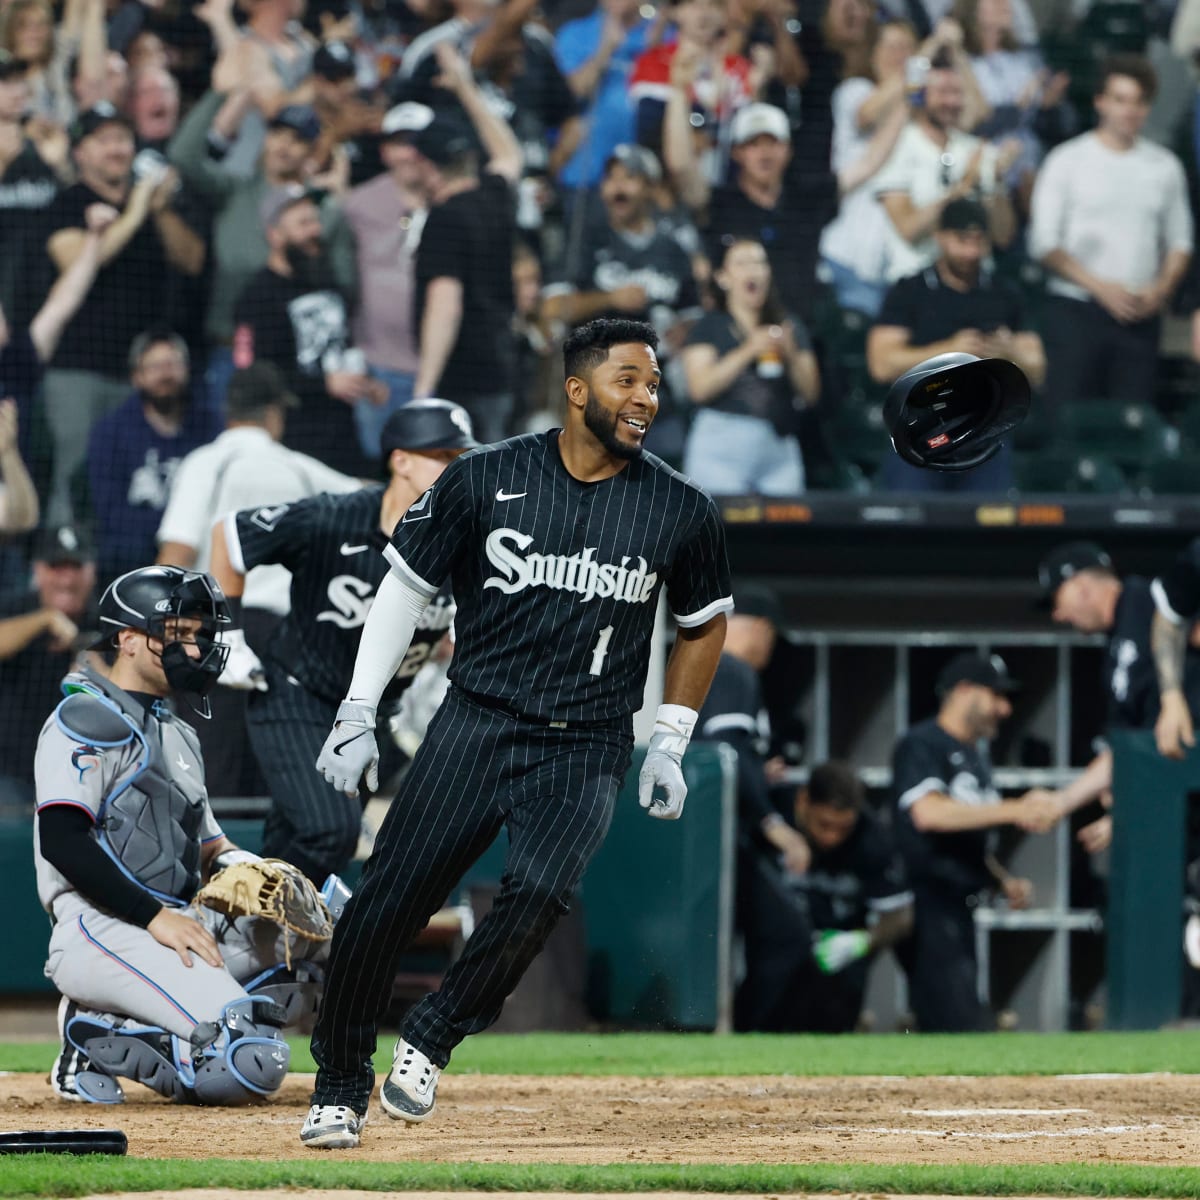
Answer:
xmin=55 ymin=669 xmax=207 ymax=905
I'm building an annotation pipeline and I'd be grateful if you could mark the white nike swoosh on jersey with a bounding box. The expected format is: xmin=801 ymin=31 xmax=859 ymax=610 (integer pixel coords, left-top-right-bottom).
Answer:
xmin=496 ymin=490 xmax=526 ymax=501
xmin=340 ymin=542 xmax=369 ymax=555
xmin=175 ymin=754 xmax=190 ymax=772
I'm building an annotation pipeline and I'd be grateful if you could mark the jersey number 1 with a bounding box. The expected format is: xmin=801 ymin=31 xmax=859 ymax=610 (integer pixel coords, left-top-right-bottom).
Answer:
xmin=589 ymin=625 xmax=614 ymax=676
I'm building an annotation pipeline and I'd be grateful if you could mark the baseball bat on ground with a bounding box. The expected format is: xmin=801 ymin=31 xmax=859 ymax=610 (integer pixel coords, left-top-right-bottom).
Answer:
xmin=0 ymin=1129 xmax=127 ymax=1155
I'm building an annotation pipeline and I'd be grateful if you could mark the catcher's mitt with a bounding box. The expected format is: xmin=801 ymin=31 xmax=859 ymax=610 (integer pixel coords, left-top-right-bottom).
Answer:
xmin=194 ymin=858 xmax=333 ymax=966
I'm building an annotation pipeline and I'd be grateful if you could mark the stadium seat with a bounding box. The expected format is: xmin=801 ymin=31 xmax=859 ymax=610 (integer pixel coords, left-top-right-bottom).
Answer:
xmin=1014 ymin=450 xmax=1129 ymax=495
xmin=825 ymin=399 xmax=890 ymax=474
xmin=807 ymin=452 xmax=872 ymax=493
xmin=1057 ymin=401 xmax=1173 ymax=474
xmin=1137 ymin=455 xmax=1200 ymax=497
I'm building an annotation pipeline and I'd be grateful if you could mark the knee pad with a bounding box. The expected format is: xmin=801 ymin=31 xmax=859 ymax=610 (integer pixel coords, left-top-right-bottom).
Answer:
xmin=242 ymin=960 xmax=325 ymax=1028
xmin=68 ymin=1014 xmax=193 ymax=1104
xmin=189 ymin=995 xmax=290 ymax=1105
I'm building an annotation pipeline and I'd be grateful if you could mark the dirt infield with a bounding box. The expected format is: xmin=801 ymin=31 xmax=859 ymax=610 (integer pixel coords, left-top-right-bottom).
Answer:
xmin=4 ymin=1071 xmax=1199 ymax=1165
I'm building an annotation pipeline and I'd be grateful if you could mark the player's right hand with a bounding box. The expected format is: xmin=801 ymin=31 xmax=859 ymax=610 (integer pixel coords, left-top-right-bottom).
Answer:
xmin=1156 ymin=689 xmax=1196 ymax=760
xmin=148 ymin=908 xmax=223 ymax=969
xmin=316 ymin=700 xmax=380 ymax=796
xmin=218 ymin=627 xmax=267 ymax=691
xmin=638 ymin=731 xmax=688 ymax=820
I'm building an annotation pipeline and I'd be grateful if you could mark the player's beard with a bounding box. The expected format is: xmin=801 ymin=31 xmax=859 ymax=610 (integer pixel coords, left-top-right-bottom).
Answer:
xmin=584 ymin=391 xmax=642 ymax=460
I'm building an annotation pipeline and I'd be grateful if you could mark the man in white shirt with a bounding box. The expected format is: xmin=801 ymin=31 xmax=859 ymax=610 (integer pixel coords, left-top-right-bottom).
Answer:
xmin=156 ymin=362 xmax=358 ymax=796
xmin=874 ymin=58 xmax=1016 ymax=284
xmin=1029 ymin=55 xmax=1193 ymax=418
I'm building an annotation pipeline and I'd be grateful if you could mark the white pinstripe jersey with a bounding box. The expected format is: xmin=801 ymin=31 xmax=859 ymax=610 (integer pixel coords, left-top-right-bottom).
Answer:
xmin=385 ymin=431 xmax=733 ymax=721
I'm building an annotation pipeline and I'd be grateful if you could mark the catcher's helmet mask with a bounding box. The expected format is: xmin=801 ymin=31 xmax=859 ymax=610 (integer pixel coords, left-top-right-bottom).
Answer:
xmin=97 ymin=566 xmax=232 ymax=713
xmin=884 ymin=352 xmax=1031 ymax=472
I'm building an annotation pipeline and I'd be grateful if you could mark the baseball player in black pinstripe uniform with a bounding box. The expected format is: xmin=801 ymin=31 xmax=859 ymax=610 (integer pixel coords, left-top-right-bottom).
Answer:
xmin=298 ymin=317 xmax=732 ymax=1149
xmin=207 ymin=400 xmax=477 ymax=885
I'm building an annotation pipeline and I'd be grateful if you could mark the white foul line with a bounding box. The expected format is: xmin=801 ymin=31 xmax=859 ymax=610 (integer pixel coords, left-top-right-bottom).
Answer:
xmin=827 ymin=1124 xmax=1162 ymax=1141
xmin=903 ymin=1108 xmax=1089 ymax=1117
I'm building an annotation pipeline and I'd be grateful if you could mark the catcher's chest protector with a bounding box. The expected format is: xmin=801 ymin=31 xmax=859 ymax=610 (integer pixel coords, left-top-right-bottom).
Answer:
xmin=57 ymin=669 xmax=208 ymax=904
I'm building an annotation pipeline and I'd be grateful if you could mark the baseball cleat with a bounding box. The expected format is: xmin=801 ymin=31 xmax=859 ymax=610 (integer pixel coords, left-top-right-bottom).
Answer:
xmin=52 ymin=997 xmax=125 ymax=1104
xmin=380 ymin=1037 xmax=439 ymax=1123
xmin=300 ymin=1103 xmax=367 ymax=1149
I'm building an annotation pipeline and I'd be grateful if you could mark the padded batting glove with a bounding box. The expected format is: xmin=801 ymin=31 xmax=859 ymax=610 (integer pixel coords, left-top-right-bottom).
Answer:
xmin=638 ymin=704 xmax=697 ymax=821
xmin=812 ymin=929 xmax=871 ymax=975
xmin=219 ymin=628 xmax=267 ymax=692
xmin=316 ymin=700 xmax=380 ymax=796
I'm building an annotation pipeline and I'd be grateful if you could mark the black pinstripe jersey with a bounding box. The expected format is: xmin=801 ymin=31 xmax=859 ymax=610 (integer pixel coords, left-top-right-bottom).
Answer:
xmin=230 ymin=486 xmax=454 ymax=705
xmin=384 ymin=431 xmax=733 ymax=722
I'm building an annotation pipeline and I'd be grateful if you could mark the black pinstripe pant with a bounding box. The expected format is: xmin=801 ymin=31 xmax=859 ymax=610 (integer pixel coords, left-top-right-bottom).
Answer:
xmin=310 ymin=687 xmax=633 ymax=1113
xmin=246 ymin=662 xmax=398 ymax=885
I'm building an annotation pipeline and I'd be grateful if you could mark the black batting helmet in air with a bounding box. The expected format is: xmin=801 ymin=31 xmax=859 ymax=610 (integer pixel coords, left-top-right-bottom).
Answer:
xmin=883 ymin=353 xmax=1031 ymax=472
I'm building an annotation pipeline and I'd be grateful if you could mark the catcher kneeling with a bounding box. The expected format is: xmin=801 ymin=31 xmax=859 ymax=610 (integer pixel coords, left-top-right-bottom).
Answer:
xmin=34 ymin=565 xmax=344 ymax=1106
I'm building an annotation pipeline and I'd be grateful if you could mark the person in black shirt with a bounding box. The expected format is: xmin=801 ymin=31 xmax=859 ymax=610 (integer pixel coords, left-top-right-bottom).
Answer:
xmin=232 ymin=186 xmax=382 ymax=478
xmin=785 ymin=760 xmax=913 ymax=1032
xmin=310 ymin=41 xmax=387 ymax=189
xmin=1148 ymin=538 xmax=1200 ymax=760
xmin=209 ymin=399 xmax=476 ymax=885
xmin=411 ymin=65 xmax=522 ymax=443
xmin=42 ymin=102 xmax=204 ymax=525
xmin=301 ymin=318 xmax=731 ymax=1148
xmin=867 ymin=198 xmax=1046 ymax=493
xmin=891 ymin=652 xmax=1058 ymax=1031
xmin=0 ymin=524 xmax=97 ymax=810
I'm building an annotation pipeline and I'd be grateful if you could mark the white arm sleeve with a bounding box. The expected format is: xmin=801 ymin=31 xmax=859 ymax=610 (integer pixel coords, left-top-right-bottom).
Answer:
xmin=345 ymin=569 xmax=436 ymax=708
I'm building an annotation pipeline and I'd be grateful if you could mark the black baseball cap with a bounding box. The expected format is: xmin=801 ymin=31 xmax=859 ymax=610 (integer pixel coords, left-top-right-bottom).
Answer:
xmin=733 ymin=583 xmax=782 ymax=626
xmin=313 ymin=40 xmax=356 ymax=81
xmin=936 ymin=651 xmax=1018 ymax=698
xmin=70 ymin=101 xmax=132 ymax=147
xmin=226 ymin=362 xmax=299 ymax=418
xmin=268 ymin=104 xmax=321 ymax=143
xmin=34 ymin=524 xmax=95 ymax=566
xmin=940 ymin=197 xmax=989 ymax=233
xmin=413 ymin=112 xmax=477 ymax=167
xmin=380 ymin=398 xmax=478 ymax=459
xmin=1037 ymin=541 xmax=1114 ymax=605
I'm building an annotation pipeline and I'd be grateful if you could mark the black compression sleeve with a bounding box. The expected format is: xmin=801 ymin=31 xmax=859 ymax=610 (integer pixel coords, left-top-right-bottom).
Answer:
xmin=38 ymin=805 xmax=163 ymax=928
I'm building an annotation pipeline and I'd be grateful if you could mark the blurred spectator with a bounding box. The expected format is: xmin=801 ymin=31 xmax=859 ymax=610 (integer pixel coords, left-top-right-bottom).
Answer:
xmin=877 ymin=0 xmax=1038 ymax=43
xmin=75 ymin=47 xmax=130 ymax=113
xmin=2 ymin=0 xmax=106 ymax=127
xmin=954 ymin=0 xmax=1073 ymax=208
xmin=42 ymin=103 xmax=204 ymax=525
xmin=232 ymin=186 xmax=377 ymax=475
xmin=554 ymin=0 xmax=661 ymax=196
xmin=123 ymin=29 xmax=170 ymax=75
xmin=85 ymin=330 xmax=220 ymax=586
xmin=0 ymin=523 xmax=96 ymax=810
xmin=681 ymin=238 xmax=817 ymax=494
xmin=867 ymin=198 xmax=1044 ymax=493
xmin=874 ymin=57 xmax=1016 ymax=285
xmin=781 ymin=761 xmax=913 ymax=1033
xmin=1029 ymin=56 xmax=1192 ymax=418
xmin=209 ymin=0 xmax=316 ymax=180
xmin=692 ymin=584 xmax=814 ymax=1030
xmin=127 ymin=65 xmax=180 ymax=152
xmin=0 ymin=399 xmax=37 ymax=536
xmin=0 ymin=51 xmax=62 ymax=327
xmin=629 ymin=0 xmax=752 ymax=164
xmin=342 ymin=101 xmax=434 ymax=458
xmin=411 ymin=71 xmax=522 ymax=441
xmin=890 ymin=651 xmax=1058 ymax=1031
xmin=511 ymin=241 xmax=559 ymax=428
xmin=157 ymin=361 xmax=358 ymax=797
xmin=818 ymin=20 xmax=916 ymax=316
xmin=310 ymin=40 xmax=389 ymax=188
xmin=169 ymin=98 xmax=355 ymax=413
xmin=670 ymin=102 xmax=837 ymax=320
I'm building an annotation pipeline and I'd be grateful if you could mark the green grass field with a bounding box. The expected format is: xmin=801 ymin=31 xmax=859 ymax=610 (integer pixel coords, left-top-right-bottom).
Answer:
xmin=2 ymin=1030 xmax=1199 ymax=1198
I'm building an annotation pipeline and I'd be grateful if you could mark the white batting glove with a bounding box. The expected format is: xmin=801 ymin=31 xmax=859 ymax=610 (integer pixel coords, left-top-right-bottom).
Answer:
xmin=638 ymin=704 xmax=697 ymax=821
xmin=316 ymin=701 xmax=380 ymax=796
xmin=218 ymin=628 xmax=267 ymax=691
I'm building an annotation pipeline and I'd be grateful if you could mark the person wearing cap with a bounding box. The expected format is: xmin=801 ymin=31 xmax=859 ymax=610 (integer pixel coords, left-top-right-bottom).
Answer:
xmin=310 ymin=41 xmax=389 ymax=189
xmin=873 ymin=57 xmax=1016 ymax=287
xmin=85 ymin=330 xmax=221 ymax=587
xmin=169 ymin=93 xmax=356 ymax=415
xmin=0 ymin=523 xmax=98 ymax=809
xmin=208 ymin=397 xmax=476 ymax=883
xmin=890 ymin=651 xmax=1059 ymax=1031
xmin=693 ymin=583 xmax=818 ymax=1029
xmin=156 ymin=362 xmax=359 ymax=798
xmin=409 ymin=46 xmax=523 ymax=442
xmin=341 ymin=100 xmax=434 ymax=459
xmin=867 ymin=195 xmax=1045 ymax=493
xmin=41 ymin=100 xmax=204 ymax=525
xmin=231 ymin=184 xmax=380 ymax=476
